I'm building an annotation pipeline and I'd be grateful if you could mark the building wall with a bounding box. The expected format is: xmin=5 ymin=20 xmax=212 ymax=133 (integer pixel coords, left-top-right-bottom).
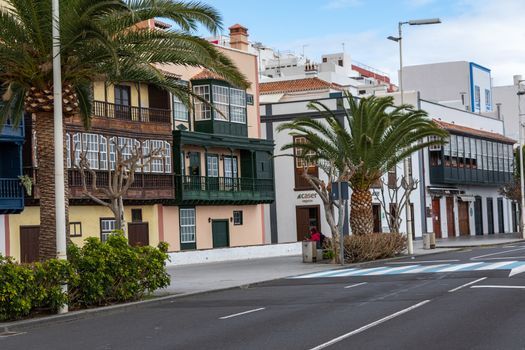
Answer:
xmin=0 ymin=214 xmax=6 ymax=256
xmin=7 ymin=204 xmax=161 ymax=261
xmin=161 ymin=204 xmax=264 ymax=251
xmin=493 ymin=84 xmax=520 ymax=141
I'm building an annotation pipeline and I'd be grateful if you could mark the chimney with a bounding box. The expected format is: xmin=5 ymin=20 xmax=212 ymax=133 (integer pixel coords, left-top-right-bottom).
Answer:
xmin=229 ymin=24 xmax=249 ymax=51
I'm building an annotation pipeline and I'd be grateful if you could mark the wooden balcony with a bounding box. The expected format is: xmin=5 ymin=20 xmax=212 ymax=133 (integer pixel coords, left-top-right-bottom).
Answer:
xmin=24 ymin=168 xmax=174 ymax=203
xmin=0 ymin=178 xmax=24 ymax=214
xmin=92 ymin=100 xmax=171 ymax=124
xmin=175 ymin=175 xmax=275 ymax=205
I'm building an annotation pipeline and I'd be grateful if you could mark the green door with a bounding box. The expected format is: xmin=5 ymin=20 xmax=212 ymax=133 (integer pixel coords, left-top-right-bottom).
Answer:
xmin=189 ymin=152 xmax=201 ymax=190
xmin=212 ymin=220 xmax=229 ymax=248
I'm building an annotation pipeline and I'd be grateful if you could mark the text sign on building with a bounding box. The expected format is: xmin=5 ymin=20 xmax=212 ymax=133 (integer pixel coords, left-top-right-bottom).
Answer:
xmin=297 ymin=192 xmax=317 ymax=203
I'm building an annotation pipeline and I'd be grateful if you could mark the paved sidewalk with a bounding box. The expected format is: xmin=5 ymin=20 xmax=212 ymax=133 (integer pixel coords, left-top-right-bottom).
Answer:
xmin=434 ymin=232 xmax=524 ymax=248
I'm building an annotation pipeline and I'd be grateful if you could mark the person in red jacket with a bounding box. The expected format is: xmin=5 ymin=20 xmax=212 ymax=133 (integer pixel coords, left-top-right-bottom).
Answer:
xmin=310 ymin=227 xmax=321 ymax=248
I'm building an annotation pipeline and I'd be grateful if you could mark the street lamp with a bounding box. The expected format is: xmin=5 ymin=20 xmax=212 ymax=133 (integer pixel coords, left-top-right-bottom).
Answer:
xmin=52 ymin=0 xmax=68 ymax=313
xmin=388 ymin=18 xmax=441 ymax=255
xmin=516 ymin=80 xmax=525 ymax=239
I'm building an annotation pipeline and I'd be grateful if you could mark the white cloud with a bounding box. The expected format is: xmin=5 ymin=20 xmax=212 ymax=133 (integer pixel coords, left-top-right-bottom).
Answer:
xmin=404 ymin=0 xmax=436 ymax=7
xmin=274 ymin=0 xmax=525 ymax=86
xmin=323 ymin=0 xmax=362 ymax=10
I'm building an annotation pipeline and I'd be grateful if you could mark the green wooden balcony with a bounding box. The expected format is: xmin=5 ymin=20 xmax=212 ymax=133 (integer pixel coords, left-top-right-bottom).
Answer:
xmin=0 ymin=178 xmax=24 ymax=214
xmin=175 ymin=175 xmax=275 ymax=205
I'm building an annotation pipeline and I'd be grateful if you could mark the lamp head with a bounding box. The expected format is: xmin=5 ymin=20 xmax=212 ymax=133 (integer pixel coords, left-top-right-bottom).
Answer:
xmin=387 ymin=36 xmax=400 ymax=42
xmin=408 ymin=18 xmax=441 ymax=25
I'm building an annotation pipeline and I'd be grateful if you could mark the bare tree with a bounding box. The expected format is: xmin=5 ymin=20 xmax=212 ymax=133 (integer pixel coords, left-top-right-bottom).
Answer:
xmin=373 ymin=175 xmax=419 ymax=233
xmin=300 ymin=160 xmax=355 ymax=262
xmin=76 ymin=140 xmax=163 ymax=232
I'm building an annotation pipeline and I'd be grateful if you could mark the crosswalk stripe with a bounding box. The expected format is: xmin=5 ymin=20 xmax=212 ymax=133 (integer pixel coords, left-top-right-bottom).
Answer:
xmin=435 ymin=262 xmax=485 ymax=272
xmin=475 ymin=261 xmax=518 ymax=270
xmin=292 ymin=269 xmax=357 ymax=279
xmin=399 ymin=264 xmax=447 ymax=273
xmin=344 ymin=266 xmax=394 ymax=276
xmin=370 ymin=265 xmax=420 ymax=275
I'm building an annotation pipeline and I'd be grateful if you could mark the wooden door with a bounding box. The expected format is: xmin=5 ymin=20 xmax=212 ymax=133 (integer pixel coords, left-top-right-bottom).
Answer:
xmin=372 ymin=204 xmax=381 ymax=233
xmin=512 ymin=202 xmax=518 ymax=232
xmin=128 ymin=222 xmax=149 ymax=247
xmin=446 ymin=197 xmax=456 ymax=237
xmin=20 ymin=226 xmax=39 ymax=263
xmin=487 ymin=198 xmax=494 ymax=234
xmin=458 ymin=201 xmax=470 ymax=236
xmin=475 ymin=196 xmax=483 ymax=235
xmin=432 ymin=198 xmax=442 ymax=238
xmin=296 ymin=207 xmax=311 ymax=241
xmin=212 ymin=220 xmax=229 ymax=248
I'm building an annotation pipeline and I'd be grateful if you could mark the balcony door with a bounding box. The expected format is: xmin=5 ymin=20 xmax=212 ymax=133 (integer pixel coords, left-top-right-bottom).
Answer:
xmin=474 ymin=196 xmax=483 ymax=235
xmin=206 ymin=154 xmax=219 ymax=191
xmin=224 ymin=156 xmax=238 ymax=190
xmin=188 ymin=152 xmax=201 ymax=190
xmin=487 ymin=198 xmax=494 ymax=234
xmin=446 ymin=197 xmax=456 ymax=237
xmin=432 ymin=198 xmax=442 ymax=238
xmin=114 ymin=85 xmax=131 ymax=120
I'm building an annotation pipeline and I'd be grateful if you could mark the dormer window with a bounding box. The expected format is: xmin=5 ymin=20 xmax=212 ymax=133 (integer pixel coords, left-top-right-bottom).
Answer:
xmin=193 ymin=85 xmax=211 ymax=120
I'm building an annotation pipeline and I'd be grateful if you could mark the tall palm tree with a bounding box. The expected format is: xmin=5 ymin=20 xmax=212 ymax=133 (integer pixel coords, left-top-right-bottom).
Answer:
xmin=278 ymin=92 xmax=448 ymax=235
xmin=0 ymin=0 xmax=249 ymax=260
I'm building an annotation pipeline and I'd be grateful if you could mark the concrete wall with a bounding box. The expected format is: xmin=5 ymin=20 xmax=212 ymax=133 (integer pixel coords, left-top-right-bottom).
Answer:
xmin=493 ymin=85 xmax=520 ymax=141
xmin=167 ymin=242 xmax=301 ymax=266
xmin=0 ymin=215 xmax=5 ymax=256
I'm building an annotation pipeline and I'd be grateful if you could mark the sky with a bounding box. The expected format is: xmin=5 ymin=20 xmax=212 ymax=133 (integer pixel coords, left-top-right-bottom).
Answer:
xmin=196 ymin=0 xmax=525 ymax=86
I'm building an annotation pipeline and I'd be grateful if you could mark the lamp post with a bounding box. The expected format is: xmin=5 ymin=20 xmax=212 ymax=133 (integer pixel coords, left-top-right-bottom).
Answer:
xmin=52 ymin=0 xmax=68 ymax=313
xmin=516 ymin=80 xmax=525 ymax=238
xmin=388 ymin=18 xmax=441 ymax=255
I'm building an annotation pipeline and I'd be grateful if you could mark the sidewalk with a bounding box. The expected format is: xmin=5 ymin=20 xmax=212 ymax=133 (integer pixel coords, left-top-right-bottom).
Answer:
xmin=433 ymin=232 xmax=524 ymax=248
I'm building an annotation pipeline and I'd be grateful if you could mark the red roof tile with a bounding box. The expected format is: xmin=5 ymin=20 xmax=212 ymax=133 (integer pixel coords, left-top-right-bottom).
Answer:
xmin=434 ymin=119 xmax=516 ymax=144
xmin=191 ymin=69 xmax=225 ymax=81
xmin=259 ymin=78 xmax=342 ymax=95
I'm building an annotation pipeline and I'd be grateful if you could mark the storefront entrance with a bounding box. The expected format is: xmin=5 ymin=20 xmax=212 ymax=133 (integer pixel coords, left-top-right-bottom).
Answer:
xmin=296 ymin=205 xmax=320 ymax=241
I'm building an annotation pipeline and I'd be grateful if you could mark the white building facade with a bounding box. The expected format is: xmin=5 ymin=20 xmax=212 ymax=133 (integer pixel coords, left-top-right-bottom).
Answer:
xmin=261 ymin=90 xmax=517 ymax=243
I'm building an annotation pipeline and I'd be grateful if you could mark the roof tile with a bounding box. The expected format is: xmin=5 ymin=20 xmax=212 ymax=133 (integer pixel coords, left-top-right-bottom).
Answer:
xmin=259 ymin=78 xmax=342 ymax=94
xmin=434 ymin=119 xmax=516 ymax=144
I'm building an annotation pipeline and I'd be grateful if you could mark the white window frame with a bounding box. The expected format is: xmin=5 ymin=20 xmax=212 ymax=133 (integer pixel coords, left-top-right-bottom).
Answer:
xmin=149 ymin=140 xmax=165 ymax=173
xmin=193 ymin=85 xmax=211 ymax=121
xmin=66 ymin=133 xmax=71 ymax=168
xmin=180 ymin=208 xmax=196 ymax=244
xmin=118 ymin=137 xmax=133 ymax=161
xmin=212 ymin=85 xmax=230 ymax=121
xmin=73 ymin=133 xmax=81 ymax=167
xmin=109 ymin=137 xmax=117 ymax=170
xmin=164 ymin=141 xmax=172 ymax=173
xmin=82 ymin=133 xmax=100 ymax=169
xmin=173 ymin=94 xmax=189 ymax=121
xmin=100 ymin=218 xmax=116 ymax=242
xmin=230 ymin=88 xmax=246 ymax=124
xmin=100 ymin=135 xmax=108 ymax=170
xmin=294 ymin=136 xmax=316 ymax=168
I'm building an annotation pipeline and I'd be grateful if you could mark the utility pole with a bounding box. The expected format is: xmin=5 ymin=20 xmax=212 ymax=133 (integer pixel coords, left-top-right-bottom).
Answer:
xmin=52 ymin=0 xmax=68 ymax=313
xmin=516 ymin=75 xmax=525 ymax=239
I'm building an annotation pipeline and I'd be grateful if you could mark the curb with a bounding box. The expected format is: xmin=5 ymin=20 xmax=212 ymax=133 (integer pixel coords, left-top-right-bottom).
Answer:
xmin=436 ymin=239 xmax=525 ymax=249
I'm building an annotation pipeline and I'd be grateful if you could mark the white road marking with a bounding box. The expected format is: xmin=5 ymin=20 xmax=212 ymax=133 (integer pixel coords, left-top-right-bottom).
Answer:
xmin=448 ymin=277 xmax=487 ymax=292
xmin=471 ymin=285 xmax=525 ymax=290
xmin=367 ymin=265 xmax=419 ymax=275
xmin=438 ymin=262 xmax=484 ymax=272
xmin=509 ymin=264 xmax=525 ymax=277
xmin=475 ymin=261 xmax=517 ymax=270
xmin=476 ymin=257 xmax=525 ymax=261
xmin=308 ymin=300 xmax=431 ymax=350
xmin=344 ymin=282 xmax=368 ymax=289
xmin=386 ymin=259 xmax=460 ymax=264
xmin=219 ymin=307 xmax=265 ymax=320
xmin=399 ymin=264 xmax=448 ymax=274
xmin=471 ymin=247 xmax=525 ymax=260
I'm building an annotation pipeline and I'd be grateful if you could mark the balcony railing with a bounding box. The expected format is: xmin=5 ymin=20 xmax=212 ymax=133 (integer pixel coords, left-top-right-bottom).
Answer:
xmin=175 ymin=175 xmax=275 ymax=204
xmin=92 ymin=100 xmax=171 ymax=124
xmin=0 ymin=178 xmax=24 ymax=213
xmin=0 ymin=178 xmax=23 ymax=199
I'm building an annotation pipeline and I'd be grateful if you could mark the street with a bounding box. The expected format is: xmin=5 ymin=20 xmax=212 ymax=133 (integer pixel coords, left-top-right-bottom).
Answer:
xmin=3 ymin=244 xmax=525 ymax=350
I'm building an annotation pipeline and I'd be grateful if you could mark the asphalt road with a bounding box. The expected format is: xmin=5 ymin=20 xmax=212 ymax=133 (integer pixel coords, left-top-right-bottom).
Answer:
xmin=3 ymin=243 xmax=525 ymax=350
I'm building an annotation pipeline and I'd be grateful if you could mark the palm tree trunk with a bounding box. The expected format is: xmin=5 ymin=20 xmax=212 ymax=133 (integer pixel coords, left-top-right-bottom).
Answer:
xmin=36 ymin=111 xmax=69 ymax=260
xmin=350 ymin=188 xmax=373 ymax=235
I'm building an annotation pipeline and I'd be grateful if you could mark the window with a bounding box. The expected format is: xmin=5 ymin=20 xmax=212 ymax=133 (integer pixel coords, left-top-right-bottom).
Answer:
xmin=212 ymin=85 xmax=230 ymax=121
xmin=246 ymin=93 xmax=254 ymax=105
xmin=294 ymin=137 xmax=316 ymax=168
xmin=73 ymin=133 xmax=81 ymax=166
xmin=485 ymin=89 xmax=492 ymax=111
xmin=457 ymin=136 xmax=464 ymax=167
xmin=180 ymin=208 xmax=196 ymax=243
xmin=100 ymin=136 xmax=108 ymax=170
xmin=114 ymin=85 xmax=131 ymax=106
xmin=109 ymin=137 xmax=117 ymax=170
xmin=207 ymin=155 xmax=219 ymax=177
xmin=82 ymin=133 xmax=100 ymax=169
xmin=233 ymin=210 xmax=243 ymax=225
xmin=193 ymin=85 xmax=211 ymax=120
xmin=487 ymin=141 xmax=493 ymax=171
xmin=100 ymin=218 xmax=116 ymax=242
xmin=131 ymin=209 xmax=142 ymax=222
xmin=230 ymin=88 xmax=246 ymax=123
xmin=224 ymin=156 xmax=238 ymax=189
xmin=476 ymin=139 xmax=482 ymax=170
xmin=474 ymin=85 xmax=481 ymax=111
xmin=482 ymin=140 xmax=488 ymax=170
xmin=180 ymin=151 xmax=185 ymax=175
xmin=164 ymin=141 xmax=172 ymax=173
xmin=118 ymin=137 xmax=133 ymax=161
xmin=450 ymin=135 xmax=458 ymax=167
xmin=66 ymin=134 xmax=71 ymax=168
xmin=70 ymin=222 xmax=82 ymax=237
xmin=150 ymin=140 xmax=164 ymax=173
xmin=173 ymin=94 xmax=188 ymax=121
xmin=142 ymin=140 xmax=150 ymax=172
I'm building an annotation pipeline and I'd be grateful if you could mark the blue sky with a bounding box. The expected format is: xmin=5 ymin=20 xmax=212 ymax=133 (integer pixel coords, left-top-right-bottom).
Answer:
xmin=195 ymin=0 xmax=525 ymax=85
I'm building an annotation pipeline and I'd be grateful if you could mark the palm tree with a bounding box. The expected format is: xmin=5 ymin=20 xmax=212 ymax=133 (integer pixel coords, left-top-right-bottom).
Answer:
xmin=278 ymin=92 xmax=448 ymax=235
xmin=0 ymin=0 xmax=249 ymax=260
